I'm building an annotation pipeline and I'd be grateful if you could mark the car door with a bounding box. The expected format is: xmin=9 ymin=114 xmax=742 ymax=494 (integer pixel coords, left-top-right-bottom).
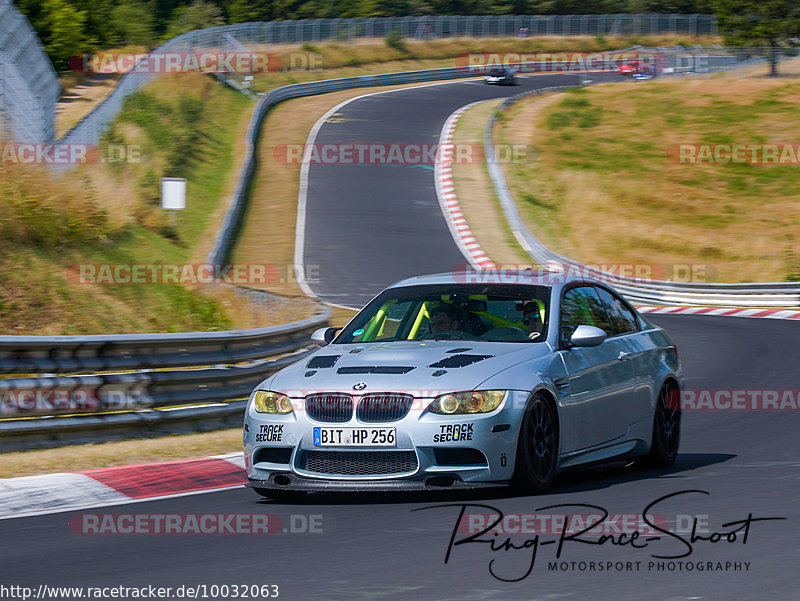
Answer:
xmin=594 ymin=285 xmax=652 ymax=424
xmin=558 ymin=285 xmax=635 ymax=452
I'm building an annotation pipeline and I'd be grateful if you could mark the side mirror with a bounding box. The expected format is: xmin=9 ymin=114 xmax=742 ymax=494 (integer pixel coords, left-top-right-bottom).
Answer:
xmin=311 ymin=327 xmax=340 ymax=347
xmin=569 ymin=325 xmax=607 ymax=348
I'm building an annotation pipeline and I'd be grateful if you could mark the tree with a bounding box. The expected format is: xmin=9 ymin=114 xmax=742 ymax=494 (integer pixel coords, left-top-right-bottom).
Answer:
xmin=166 ymin=0 xmax=225 ymax=39
xmin=111 ymin=1 xmax=157 ymax=47
xmin=70 ymin=0 xmax=117 ymax=48
xmin=39 ymin=0 xmax=96 ymax=71
xmin=712 ymin=0 xmax=800 ymax=76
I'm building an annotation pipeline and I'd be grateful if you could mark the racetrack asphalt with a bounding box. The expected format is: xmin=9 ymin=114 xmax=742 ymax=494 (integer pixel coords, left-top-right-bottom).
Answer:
xmin=3 ymin=314 xmax=799 ymax=600
xmin=301 ymin=72 xmax=619 ymax=308
xmin=3 ymin=74 xmax=799 ymax=601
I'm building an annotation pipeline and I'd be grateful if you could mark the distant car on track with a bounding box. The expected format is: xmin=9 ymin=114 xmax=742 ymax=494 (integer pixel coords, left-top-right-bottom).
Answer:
xmin=617 ymin=60 xmax=644 ymax=75
xmin=243 ymin=271 xmax=682 ymax=498
xmin=484 ymin=67 xmax=516 ymax=85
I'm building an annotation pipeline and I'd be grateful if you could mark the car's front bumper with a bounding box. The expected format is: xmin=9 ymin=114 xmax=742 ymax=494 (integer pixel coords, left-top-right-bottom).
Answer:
xmin=247 ymin=473 xmax=509 ymax=493
xmin=243 ymin=391 xmax=531 ymax=490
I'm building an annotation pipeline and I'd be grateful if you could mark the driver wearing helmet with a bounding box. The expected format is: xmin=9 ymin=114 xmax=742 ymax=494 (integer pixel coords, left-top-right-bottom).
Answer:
xmin=522 ymin=300 xmax=544 ymax=340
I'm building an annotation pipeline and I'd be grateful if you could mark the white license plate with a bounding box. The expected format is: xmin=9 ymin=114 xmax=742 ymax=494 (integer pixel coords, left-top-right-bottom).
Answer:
xmin=313 ymin=427 xmax=396 ymax=447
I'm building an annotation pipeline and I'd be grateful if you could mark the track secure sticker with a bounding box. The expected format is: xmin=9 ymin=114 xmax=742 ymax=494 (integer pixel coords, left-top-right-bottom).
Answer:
xmin=433 ymin=423 xmax=474 ymax=443
xmin=256 ymin=424 xmax=284 ymax=442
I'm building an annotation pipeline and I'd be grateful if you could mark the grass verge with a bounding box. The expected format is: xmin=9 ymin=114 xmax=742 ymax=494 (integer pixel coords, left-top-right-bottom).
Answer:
xmin=496 ymin=61 xmax=800 ymax=283
xmin=0 ymin=429 xmax=242 ymax=478
xmin=450 ymin=98 xmax=532 ymax=267
xmin=2 ymin=72 xmax=313 ymax=334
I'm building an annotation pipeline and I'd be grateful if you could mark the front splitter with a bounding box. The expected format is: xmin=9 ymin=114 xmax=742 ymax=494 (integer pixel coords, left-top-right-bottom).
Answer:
xmin=247 ymin=473 xmax=509 ymax=493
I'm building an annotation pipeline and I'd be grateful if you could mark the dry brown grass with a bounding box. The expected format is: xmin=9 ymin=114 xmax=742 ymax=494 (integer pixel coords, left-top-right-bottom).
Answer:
xmin=0 ymin=72 xmax=314 ymax=335
xmin=0 ymin=429 xmax=242 ymax=478
xmin=496 ymin=63 xmax=800 ymax=283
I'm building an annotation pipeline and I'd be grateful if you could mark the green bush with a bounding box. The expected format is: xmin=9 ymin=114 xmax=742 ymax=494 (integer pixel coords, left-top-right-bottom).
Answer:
xmin=546 ymin=98 xmax=602 ymax=129
xmin=560 ymin=96 xmax=590 ymax=108
xmin=384 ymin=30 xmax=407 ymax=53
xmin=578 ymin=107 xmax=603 ymax=128
xmin=119 ymin=91 xmax=203 ymax=175
xmin=546 ymin=111 xmax=573 ymax=129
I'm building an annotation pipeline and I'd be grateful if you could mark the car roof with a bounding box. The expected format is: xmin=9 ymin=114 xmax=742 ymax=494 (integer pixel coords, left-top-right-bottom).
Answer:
xmin=387 ymin=269 xmax=601 ymax=289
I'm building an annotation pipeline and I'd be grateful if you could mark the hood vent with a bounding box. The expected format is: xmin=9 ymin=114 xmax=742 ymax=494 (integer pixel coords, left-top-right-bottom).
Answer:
xmin=428 ymin=354 xmax=493 ymax=369
xmin=337 ymin=366 xmax=415 ymax=375
xmin=307 ymin=355 xmax=340 ymax=369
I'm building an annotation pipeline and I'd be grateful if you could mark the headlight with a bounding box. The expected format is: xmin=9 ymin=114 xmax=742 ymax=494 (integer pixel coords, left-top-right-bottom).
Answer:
xmin=428 ymin=390 xmax=507 ymax=415
xmin=253 ymin=390 xmax=293 ymax=414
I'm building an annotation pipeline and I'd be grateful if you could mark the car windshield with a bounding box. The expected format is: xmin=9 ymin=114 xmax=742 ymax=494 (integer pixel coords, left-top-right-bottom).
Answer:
xmin=336 ymin=283 xmax=550 ymax=343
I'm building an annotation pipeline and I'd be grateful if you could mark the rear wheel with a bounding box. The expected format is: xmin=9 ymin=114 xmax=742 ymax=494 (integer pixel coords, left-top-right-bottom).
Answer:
xmin=646 ymin=382 xmax=681 ymax=466
xmin=512 ymin=394 xmax=558 ymax=493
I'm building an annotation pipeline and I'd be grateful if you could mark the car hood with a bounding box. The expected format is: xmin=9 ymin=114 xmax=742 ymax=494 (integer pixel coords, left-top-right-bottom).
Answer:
xmin=267 ymin=339 xmax=552 ymax=396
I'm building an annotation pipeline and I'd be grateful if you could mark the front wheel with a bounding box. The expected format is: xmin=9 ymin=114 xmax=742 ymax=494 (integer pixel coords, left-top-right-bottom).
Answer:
xmin=512 ymin=395 xmax=558 ymax=494
xmin=646 ymin=382 xmax=681 ymax=467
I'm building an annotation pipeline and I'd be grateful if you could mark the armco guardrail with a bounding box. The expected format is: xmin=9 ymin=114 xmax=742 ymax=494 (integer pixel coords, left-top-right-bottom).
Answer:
xmin=0 ymin=306 xmax=330 ymax=449
xmin=0 ymin=0 xmax=59 ymax=143
xmin=483 ymin=81 xmax=800 ymax=308
xmin=0 ymin=308 xmax=325 ymax=375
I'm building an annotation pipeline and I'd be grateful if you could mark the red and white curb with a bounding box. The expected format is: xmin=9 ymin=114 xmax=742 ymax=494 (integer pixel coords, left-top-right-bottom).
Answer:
xmin=435 ymin=102 xmax=496 ymax=270
xmin=636 ymin=306 xmax=800 ymax=320
xmin=0 ymin=453 xmax=246 ymax=519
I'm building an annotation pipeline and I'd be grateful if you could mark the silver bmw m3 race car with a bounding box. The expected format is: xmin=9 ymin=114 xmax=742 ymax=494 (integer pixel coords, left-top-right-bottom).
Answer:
xmin=244 ymin=270 xmax=681 ymax=498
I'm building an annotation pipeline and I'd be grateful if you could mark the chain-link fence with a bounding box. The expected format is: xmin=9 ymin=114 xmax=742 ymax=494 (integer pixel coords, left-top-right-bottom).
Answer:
xmin=179 ymin=14 xmax=718 ymax=44
xmin=0 ymin=0 xmax=59 ymax=143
